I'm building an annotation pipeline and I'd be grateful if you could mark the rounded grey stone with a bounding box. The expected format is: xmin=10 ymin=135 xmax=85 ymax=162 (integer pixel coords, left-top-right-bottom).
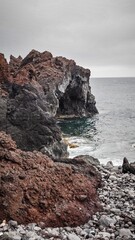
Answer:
xmin=67 ymin=233 xmax=81 ymax=240
xmin=119 ymin=228 xmax=132 ymax=237
xmin=8 ymin=220 xmax=18 ymax=228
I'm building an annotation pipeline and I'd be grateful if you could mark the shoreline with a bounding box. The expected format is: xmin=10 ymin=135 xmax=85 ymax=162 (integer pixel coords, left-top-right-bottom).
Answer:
xmin=0 ymin=162 xmax=135 ymax=240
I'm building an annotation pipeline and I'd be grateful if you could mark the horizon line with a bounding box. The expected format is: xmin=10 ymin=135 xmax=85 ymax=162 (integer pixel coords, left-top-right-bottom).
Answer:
xmin=91 ymin=76 xmax=135 ymax=79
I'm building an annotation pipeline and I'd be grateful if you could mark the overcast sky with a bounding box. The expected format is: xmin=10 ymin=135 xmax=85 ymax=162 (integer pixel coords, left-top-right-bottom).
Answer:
xmin=0 ymin=0 xmax=135 ymax=77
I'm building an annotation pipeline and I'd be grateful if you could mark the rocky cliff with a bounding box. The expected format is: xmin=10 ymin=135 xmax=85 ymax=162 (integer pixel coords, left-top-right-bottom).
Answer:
xmin=0 ymin=50 xmax=98 ymax=157
xmin=0 ymin=131 xmax=101 ymax=227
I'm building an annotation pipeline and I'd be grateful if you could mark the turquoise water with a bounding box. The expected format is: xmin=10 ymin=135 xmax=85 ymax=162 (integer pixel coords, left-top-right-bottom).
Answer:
xmin=59 ymin=78 xmax=135 ymax=165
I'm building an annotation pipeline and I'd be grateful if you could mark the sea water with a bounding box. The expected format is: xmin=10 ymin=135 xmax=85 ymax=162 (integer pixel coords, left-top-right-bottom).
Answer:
xmin=59 ymin=77 xmax=135 ymax=165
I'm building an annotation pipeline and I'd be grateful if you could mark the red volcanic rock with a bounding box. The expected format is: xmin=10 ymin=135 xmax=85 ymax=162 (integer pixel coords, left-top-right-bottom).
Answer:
xmin=8 ymin=49 xmax=98 ymax=117
xmin=9 ymin=55 xmax=22 ymax=75
xmin=0 ymin=53 xmax=12 ymax=96
xmin=0 ymin=53 xmax=9 ymax=84
xmin=0 ymin=49 xmax=98 ymax=158
xmin=11 ymin=63 xmax=36 ymax=85
xmin=0 ymin=131 xmax=101 ymax=227
xmin=0 ymin=53 xmax=15 ymax=85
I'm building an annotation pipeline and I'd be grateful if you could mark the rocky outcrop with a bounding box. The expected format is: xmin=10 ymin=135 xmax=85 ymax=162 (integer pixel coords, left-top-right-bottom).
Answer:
xmin=8 ymin=49 xmax=98 ymax=117
xmin=0 ymin=53 xmax=9 ymax=85
xmin=0 ymin=131 xmax=101 ymax=227
xmin=0 ymin=53 xmax=67 ymax=158
xmin=122 ymin=157 xmax=135 ymax=174
xmin=6 ymin=82 xmax=68 ymax=158
xmin=0 ymin=50 xmax=98 ymax=157
xmin=0 ymin=54 xmax=9 ymax=133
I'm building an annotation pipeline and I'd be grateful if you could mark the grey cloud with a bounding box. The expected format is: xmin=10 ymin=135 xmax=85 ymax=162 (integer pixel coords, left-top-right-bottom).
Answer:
xmin=0 ymin=0 xmax=135 ymax=76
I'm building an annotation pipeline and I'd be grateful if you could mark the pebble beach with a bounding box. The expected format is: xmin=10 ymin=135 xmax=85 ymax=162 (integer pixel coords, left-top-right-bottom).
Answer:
xmin=0 ymin=162 xmax=135 ymax=240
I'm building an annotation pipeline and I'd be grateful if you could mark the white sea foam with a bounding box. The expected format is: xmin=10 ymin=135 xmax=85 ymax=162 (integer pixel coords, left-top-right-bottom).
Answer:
xmin=59 ymin=78 xmax=135 ymax=165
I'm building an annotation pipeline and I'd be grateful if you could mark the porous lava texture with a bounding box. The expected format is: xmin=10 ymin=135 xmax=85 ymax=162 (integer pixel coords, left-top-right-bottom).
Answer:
xmin=0 ymin=131 xmax=102 ymax=227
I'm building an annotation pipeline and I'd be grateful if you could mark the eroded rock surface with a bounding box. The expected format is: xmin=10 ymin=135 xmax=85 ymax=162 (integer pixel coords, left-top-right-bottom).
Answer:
xmin=8 ymin=49 xmax=98 ymax=117
xmin=0 ymin=132 xmax=101 ymax=227
xmin=0 ymin=50 xmax=98 ymax=158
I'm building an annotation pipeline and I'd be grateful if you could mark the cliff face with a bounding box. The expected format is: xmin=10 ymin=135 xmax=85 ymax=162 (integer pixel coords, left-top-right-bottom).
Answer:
xmin=8 ymin=49 xmax=98 ymax=117
xmin=0 ymin=131 xmax=101 ymax=227
xmin=0 ymin=50 xmax=98 ymax=157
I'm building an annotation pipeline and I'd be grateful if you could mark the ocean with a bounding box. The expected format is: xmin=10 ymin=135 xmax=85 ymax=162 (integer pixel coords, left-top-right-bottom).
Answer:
xmin=59 ymin=77 xmax=135 ymax=165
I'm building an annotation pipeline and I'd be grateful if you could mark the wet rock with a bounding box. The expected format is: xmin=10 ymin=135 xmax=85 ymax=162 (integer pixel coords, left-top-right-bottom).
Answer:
xmin=122 ymin=157 xmax=135 ymax=174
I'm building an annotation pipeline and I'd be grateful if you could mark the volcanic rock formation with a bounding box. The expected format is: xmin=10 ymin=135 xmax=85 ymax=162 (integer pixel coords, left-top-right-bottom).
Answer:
xmin=0 ymin=50 xmax=98 ymax=157
xmin=0 ymin=131 xmax=101 ymax=227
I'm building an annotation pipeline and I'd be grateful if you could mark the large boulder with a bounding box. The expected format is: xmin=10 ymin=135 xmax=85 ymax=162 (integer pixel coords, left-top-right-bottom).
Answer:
xmin=0 ymin=131 xmax=102 ymax=227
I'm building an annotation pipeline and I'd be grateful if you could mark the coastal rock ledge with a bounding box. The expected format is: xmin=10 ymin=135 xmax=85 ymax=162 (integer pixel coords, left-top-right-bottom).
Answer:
xmin=0 ymin=131 xmax=101 ymax=227
xmin=0 ymin=50 xmax=98 ymax=158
